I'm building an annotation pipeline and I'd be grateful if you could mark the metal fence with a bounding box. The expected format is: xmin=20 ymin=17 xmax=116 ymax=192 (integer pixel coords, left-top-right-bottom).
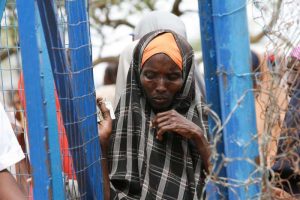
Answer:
xmin=199 ymin=0 xmax=300 ymax=199
xmin=0 ymin=0 xmax=32 ymax=198
xmin=1 ymin=0 xmax=103 ymax=199
xmin=1 ymin=0 xmax=300 ymax=199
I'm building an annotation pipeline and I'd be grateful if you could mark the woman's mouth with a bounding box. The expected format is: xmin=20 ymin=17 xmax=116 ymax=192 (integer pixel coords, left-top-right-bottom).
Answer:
xmin=152 ymin=97 xmax=169 ymax=104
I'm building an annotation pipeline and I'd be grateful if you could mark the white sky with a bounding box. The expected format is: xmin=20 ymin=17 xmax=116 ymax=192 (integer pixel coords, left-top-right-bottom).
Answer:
xmin=91 ymin=0 xmax=202 ymax=87
xmin=91 ymin=0 xmax=300 ymax=87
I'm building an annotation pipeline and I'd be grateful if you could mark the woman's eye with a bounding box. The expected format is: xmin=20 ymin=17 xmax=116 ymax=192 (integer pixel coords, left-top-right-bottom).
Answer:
xmin=144 ymin=72 xmax=155 ymax=79
xmin=167 ymin=74 xmax=180 ymax=81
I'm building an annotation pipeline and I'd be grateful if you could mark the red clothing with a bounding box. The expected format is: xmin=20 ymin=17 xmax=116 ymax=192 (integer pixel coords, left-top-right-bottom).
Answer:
xmin=18 ymin=73 xmax=75 ymax=179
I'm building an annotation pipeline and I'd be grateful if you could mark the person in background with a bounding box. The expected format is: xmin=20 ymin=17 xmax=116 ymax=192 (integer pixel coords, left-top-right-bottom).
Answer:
xmin=0 ymin=101 xmax=25 ymax=199
xmin=250 ymin=49 xmax=289 ymax=167
xmin=18 ymin=73 xmax=76 ymax=183
xmin=114 ymin=11 xmax=206 ymax=109
xmin=96 ymin=63 xmax=118 ymax=105
xmin=271 ymin=45 xmax=300 ymax=198
xmin=249 ymin=49 xmax=295 ymax=198
xmin=11 ymin=91 xmax=32 ymax=196
xmin=286 ymin=46 xmax=300 ymax=97
xmin=98 ymin=30 xmax=210 ymax=199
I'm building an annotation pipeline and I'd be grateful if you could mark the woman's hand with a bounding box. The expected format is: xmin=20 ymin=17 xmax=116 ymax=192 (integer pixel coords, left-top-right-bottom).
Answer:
xmin=97 ymin=97 xmax=112 ymax=200
xmin=152 ymin=109 xmax=211 ymax=173
xmin=152 ymin=109 xmax=203 ymax=141
xmin=97 ymin=97 xmax=113 ymax=151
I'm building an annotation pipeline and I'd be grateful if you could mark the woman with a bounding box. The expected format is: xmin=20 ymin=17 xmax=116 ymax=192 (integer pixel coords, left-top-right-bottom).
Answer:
xmin=114 ymin=11 xmax=206 ymax=109
xmin=114 ymin=11 xmax=188 ymax=109
xmin=98 ymin=30 xmax=210 ymax=199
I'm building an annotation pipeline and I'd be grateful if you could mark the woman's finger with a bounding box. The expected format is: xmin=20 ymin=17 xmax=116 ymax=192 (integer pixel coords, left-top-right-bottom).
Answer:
xmin=156 ymin=124 xmax=174 ymax=141
xmin=155 ymin=110 xmax=173 ymax=118
xmin=97 ymin=97 xmax=112 ymax=120
xmin=97 ymin=97 xmax=104 ymax=107
xmin=152 ymin=115 xmax=170 ymax=127
xmin=156 ymin=120 xmax=171 ymax=130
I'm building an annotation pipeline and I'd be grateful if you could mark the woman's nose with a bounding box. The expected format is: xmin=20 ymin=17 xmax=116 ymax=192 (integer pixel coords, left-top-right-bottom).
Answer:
xmin=155 ymin=77 xmax=167 ymax=93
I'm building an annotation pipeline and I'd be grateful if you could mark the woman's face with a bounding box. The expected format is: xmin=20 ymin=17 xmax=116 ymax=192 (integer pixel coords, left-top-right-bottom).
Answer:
xmin=140 ymin=53 xmax=183 ymax=112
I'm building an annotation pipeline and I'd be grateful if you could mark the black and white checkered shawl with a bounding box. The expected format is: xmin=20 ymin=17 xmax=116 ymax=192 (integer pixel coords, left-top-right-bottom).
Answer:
xmin=109 ymin=30 xmax=207 ymax=200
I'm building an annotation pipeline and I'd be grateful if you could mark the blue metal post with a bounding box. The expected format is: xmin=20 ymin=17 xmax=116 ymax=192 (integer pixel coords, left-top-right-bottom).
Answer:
xmin=36 ymin=0 xmax=89 ymax=197
xmin=66 ymin=0 xmax=104 ymax=199
xmin=36 ymin=2 xmax=65 ymax=199
xmin=198 ymin=0 xmax=228 ymax=199
xmin=0 ymin=0 xmax=6 ymax=21
xmin=212 ymin=1 xmax=261 ymax=199
xmin=0 ymin=0 xmax=6 ymax=40
xmin=16 ymin=0 xmax=51 ymax=198
xmin=36 ymin=1 xmax=104 ymax=199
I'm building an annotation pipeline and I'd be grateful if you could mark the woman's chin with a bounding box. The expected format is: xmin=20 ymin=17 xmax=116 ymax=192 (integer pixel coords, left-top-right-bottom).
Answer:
xmin=151 ymin=104 xmax=171 ymax=113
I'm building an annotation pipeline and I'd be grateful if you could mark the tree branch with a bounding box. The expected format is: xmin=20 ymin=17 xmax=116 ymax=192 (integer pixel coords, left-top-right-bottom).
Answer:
xmin=106 ymin=19 xmax=134 ymax=28
xmin=144 ymin=0 xmax=155 ymax=10
xmin=0 ymin=48 xmax=17 ymax=60
xmin=90 ymin=6 xmax=134 ymax=28
xmin=171 ymin=0 xmax=182 ymax=16
xmin=93 ymin=56 xmax=119 ymax=67
xmin=250 ymin=0 xmax=282 ymax=43
xmin=181 ymin=9 xmax=198 ymax=14
xmin=89 ymin=1 xmax=106 ymax=9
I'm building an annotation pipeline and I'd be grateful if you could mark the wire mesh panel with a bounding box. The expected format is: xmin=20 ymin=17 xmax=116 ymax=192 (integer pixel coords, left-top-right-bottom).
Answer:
xmin=5 ymin=0 xmax=300 ymax=199
xmin=36 ymin=0 xmax=104 ymax=199
xmin=251 ymin=0 xmax=300 ymax=198
xmin=199 ymin=0 xmax=300 ymax=199
xmin=1 ymin=0 xmax=103 ymax=199
xmin=0 ymin=0 xmax=32 ymax=198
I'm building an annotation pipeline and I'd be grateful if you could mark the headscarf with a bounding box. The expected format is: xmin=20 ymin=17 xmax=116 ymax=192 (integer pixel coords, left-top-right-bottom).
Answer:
xmin=133 ymin=11 xmax=187 ymax=40
xmin=109 ymin=30 xmax=207 ymax=199
xmin=141 ymin=32 xmax=182 ymax=70
xmin=114 ymin=11 xmax=187 ymax=109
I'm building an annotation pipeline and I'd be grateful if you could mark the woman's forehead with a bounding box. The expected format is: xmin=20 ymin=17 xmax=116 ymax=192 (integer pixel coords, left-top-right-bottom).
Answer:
xmin=142 ymin=53 xmax=181 ymax=71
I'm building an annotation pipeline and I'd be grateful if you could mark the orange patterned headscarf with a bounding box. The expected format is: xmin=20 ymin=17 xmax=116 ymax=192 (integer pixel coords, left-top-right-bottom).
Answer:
xmin=141 ymin=33 xmax=182 ymax=70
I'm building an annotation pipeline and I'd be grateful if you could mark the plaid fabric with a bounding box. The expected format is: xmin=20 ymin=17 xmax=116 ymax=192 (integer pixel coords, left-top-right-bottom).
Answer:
xmin=109 ymin=30 xmax=207 ymax=200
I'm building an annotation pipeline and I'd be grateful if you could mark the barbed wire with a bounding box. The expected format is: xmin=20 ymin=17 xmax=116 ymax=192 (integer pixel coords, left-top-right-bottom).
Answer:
xmin=204 ymin=0 xmax=300 ymax=199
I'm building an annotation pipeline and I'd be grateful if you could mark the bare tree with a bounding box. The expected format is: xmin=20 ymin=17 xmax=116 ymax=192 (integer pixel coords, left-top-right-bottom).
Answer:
xmin=1 ymin=0 xmax=287 ymax=67
xmin=89 ymin=0 xmax=188 ymax=66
